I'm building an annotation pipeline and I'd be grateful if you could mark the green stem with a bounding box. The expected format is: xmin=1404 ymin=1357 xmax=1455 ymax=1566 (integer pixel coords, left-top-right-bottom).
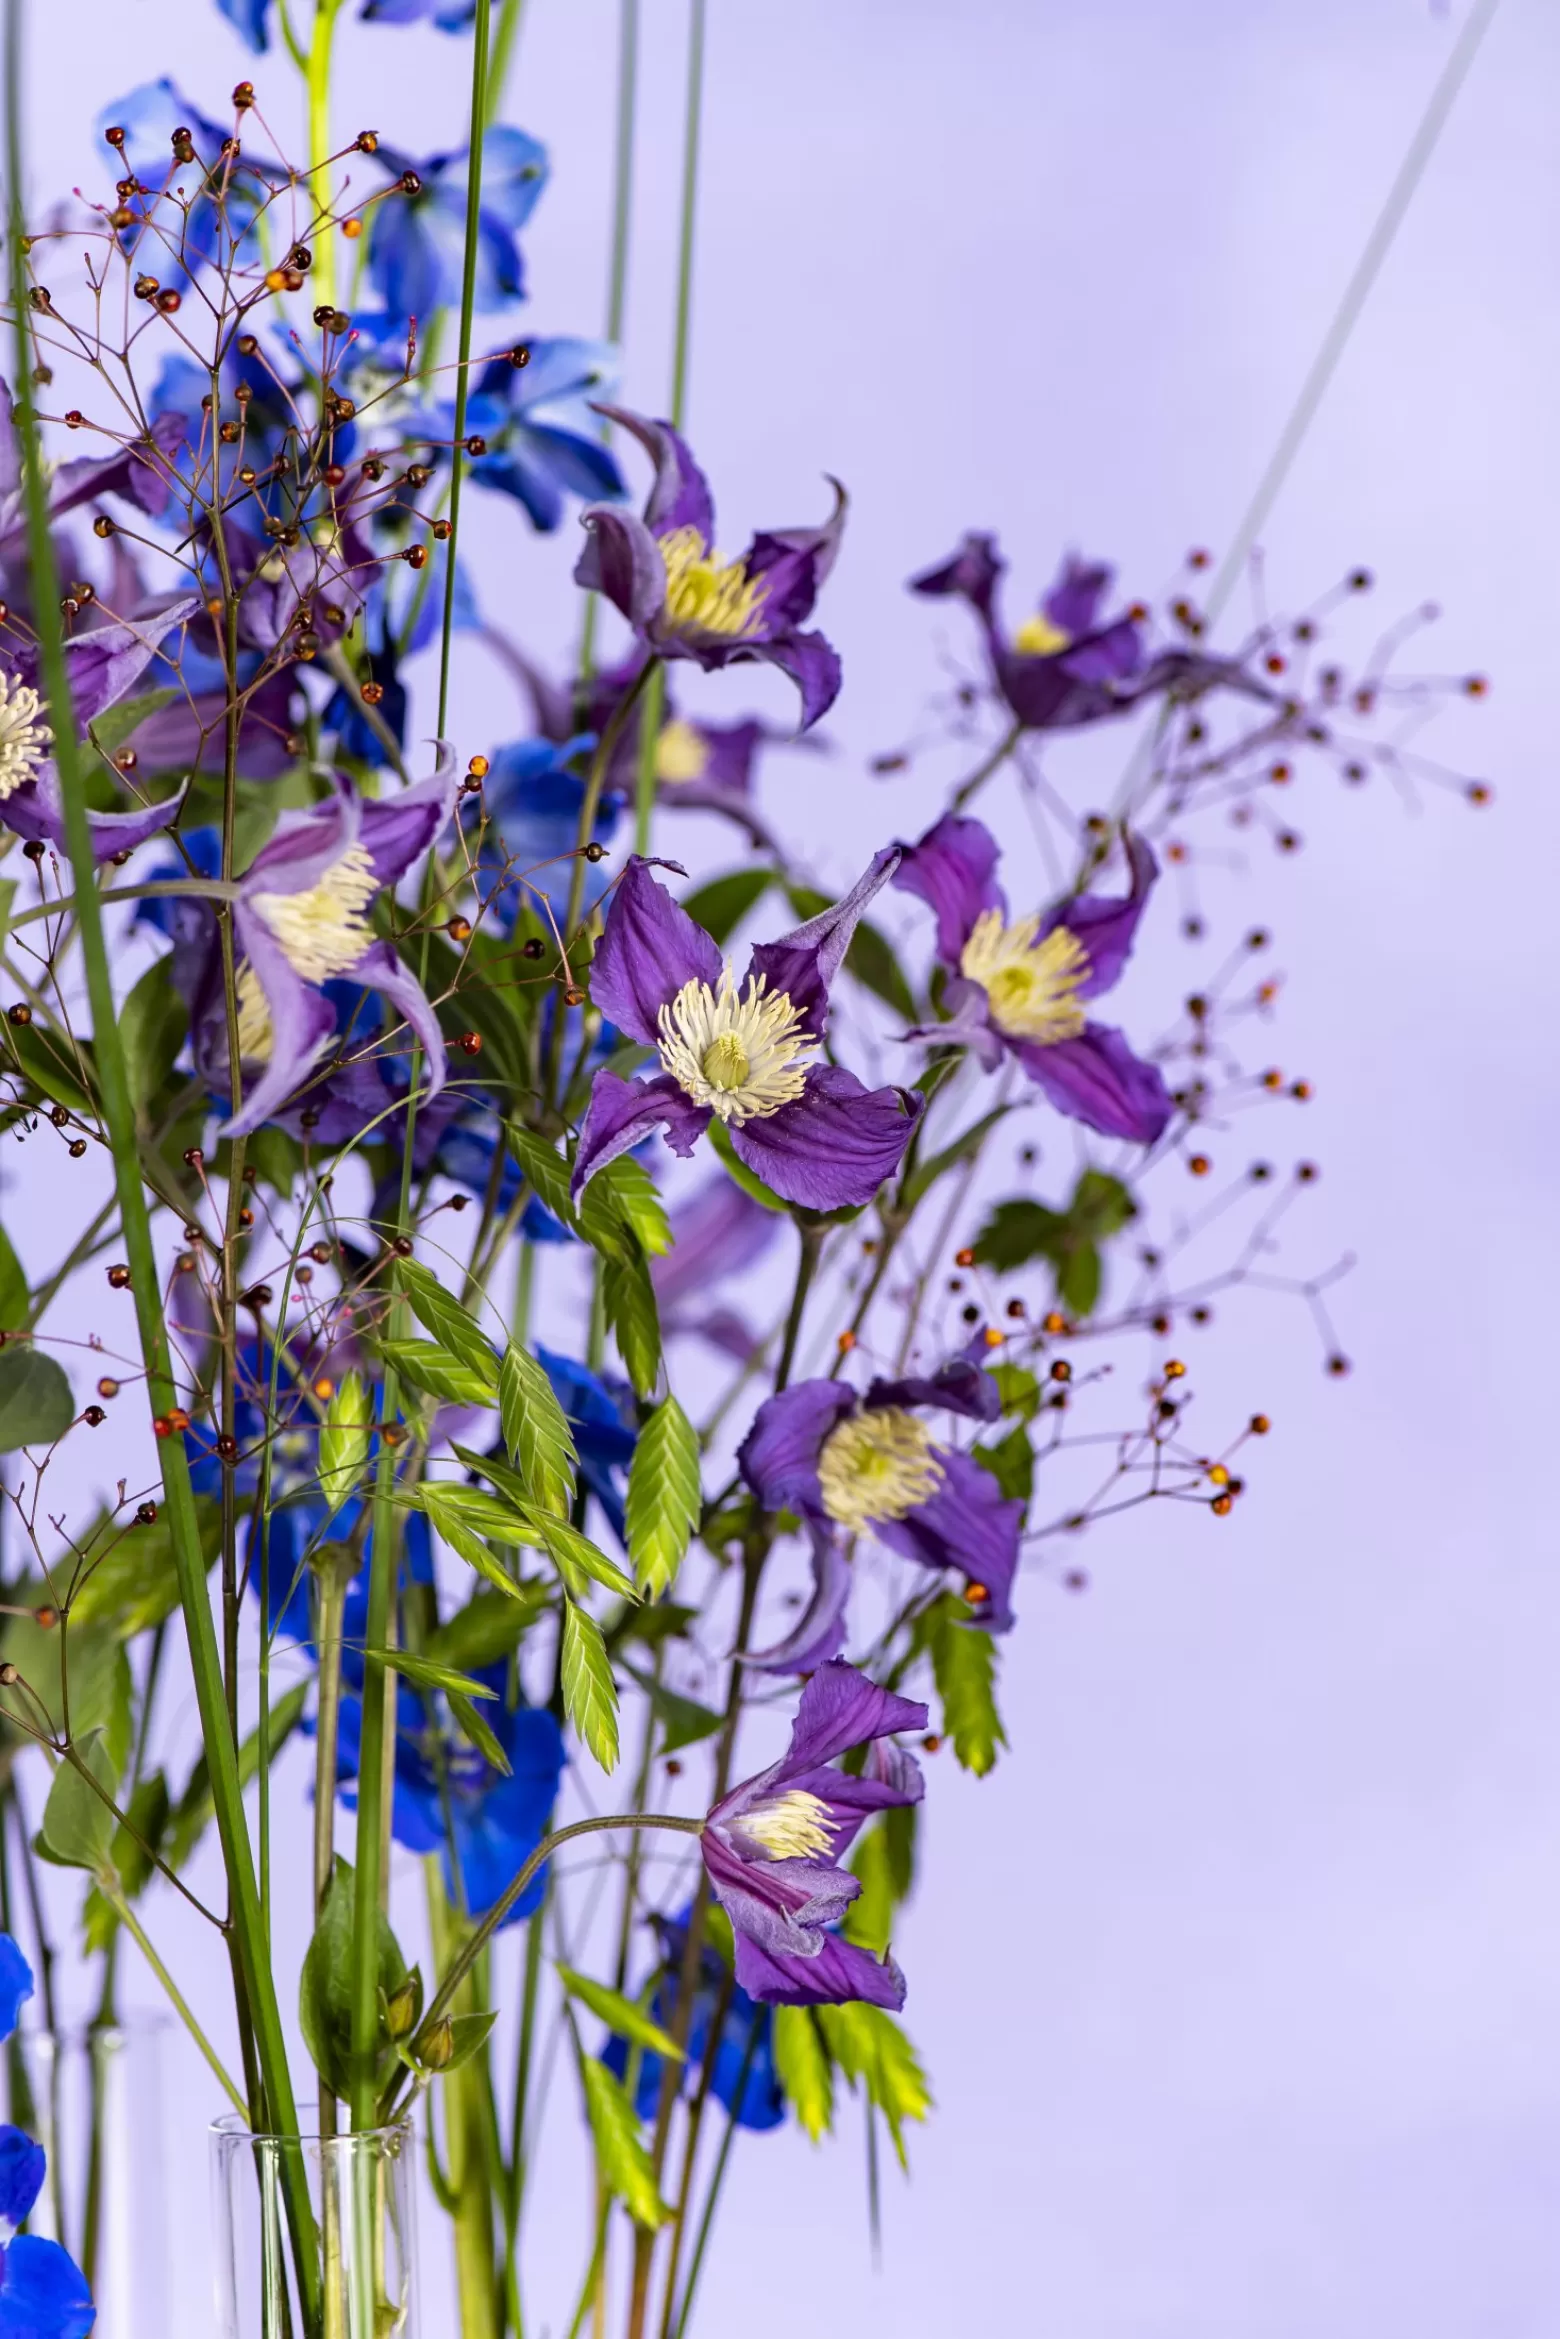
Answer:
xmin=307 ymin=0 xmax=346 ymax=306
xmin=5 ymin=32 xmax=319 ymax=2324
xmin=483 ymin=0 xmax=528 ymax=131
xmin=949 ymin=718 xmax=1022 ymax=813
xmin=107 ymin=1893 xmax=248 ymax=2119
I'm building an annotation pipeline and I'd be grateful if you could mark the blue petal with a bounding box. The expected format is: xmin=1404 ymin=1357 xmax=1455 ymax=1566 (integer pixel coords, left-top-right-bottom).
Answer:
xmin=466 ymin=127 xmax=550 ymax=233
xmin=0 ymin=1943 xmax=32 ymax=2048
xmin=0 ymin=2235 xmax=95 ymax=2339
xmin=0 ymin=2132 xmax=44 ymax=2241
xmin=217 ymin=0 xmax=273 ymax=49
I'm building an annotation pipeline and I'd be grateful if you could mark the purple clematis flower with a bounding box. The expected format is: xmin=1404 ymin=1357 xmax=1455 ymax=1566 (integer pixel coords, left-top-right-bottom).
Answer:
xmin=575 ymin=407 xmax=845 ymax=729
xmin=169 ymin=765 xmax=455 ymax=1139
xmin=0 ymin=604 xmax=195 ymax=859
xmin=700 ymin=1659 xmax=926 ymax=2009
xmin=892 ymin=812 xmax=1173 ymax=1144
xmin=737 ymin=1353 xmax=1024 ymax=1672
xmin=912 ymin=532 xmax=1149 ymax=732
xmin=573 ymin=852 xmax=922 ymax=1212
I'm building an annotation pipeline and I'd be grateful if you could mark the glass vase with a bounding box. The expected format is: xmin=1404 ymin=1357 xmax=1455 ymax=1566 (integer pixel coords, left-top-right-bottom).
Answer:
xmin=211 ymin=2112 xmax=418 ymax=2339
xmin=0 ymin=2020 xmax=172 ymax=2336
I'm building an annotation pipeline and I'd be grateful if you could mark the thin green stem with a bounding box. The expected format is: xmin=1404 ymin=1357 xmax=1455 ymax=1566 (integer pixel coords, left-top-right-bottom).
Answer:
xmin=307 ymin=0 xmax=346 ymax=306
xmin=949 ymin=718 xmax=1022 ymax=814
xmin=484 ymin=0 xmax=528 ymax=131
xmin=107 ymin=1893 xmax=248 ymax=2119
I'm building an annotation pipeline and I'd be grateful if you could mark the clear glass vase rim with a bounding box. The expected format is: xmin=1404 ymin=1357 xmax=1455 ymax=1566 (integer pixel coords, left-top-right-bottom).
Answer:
xmin=211 ymin=2111 xmax=413 ymax=2148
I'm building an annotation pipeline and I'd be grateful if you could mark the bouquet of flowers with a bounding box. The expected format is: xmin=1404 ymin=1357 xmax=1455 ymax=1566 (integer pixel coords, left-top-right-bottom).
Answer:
xmin=0 ymin=0 xmax=1493 ymax=2332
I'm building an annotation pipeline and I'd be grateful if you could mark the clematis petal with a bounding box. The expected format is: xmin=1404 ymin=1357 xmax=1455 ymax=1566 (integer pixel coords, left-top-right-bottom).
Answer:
xmin=863 ymin=1354 xmax=1003 ymax=1423
xmin=572 ymin=1070 xmax=711 ymax=1196
xmin=1041 ymin=552 xmax=1114 ymax=637
xmin=773 ymin=1656 xmax=928 ymax=1779
xmin=872 ymin=1446 xmax=1023 ymax=1632
xmin=891 ymin=811 xmax=1006 ymax=967
xmin=220 ymin=917 xmax=340 ymax=1139
xmin=741 ymin=1527 xmax=852 ymax=1674
xmin=342 ymin=939 xmax=448 ymax=1111
xmin=573 ymin=506 xmax=668 ymax=633
xmin=732 ymin=1927 xmax=907 ymax=2011
xmin=589 ymin=404 xmax=715 ymax=541
xmin=652 ymin=1174 xmax=781 ymax=1309
xmin=3 ymin=769 xmax=188 ymax=861
xmin=910 ymin=530 xmax=1004 ymax=622
xmin=356 ymin=759 xmax=457 ymax=888
xmin=1043 ymin=829 xmax=1157 ymax=998
xmin=1055 ymin=613 xmax=1144 ymax=685
xmin=1012 ymin=1020 xmax=1173 ymax=1143
xmin=737 ymin=1381 xmax=856 ymax=1517
xmin=729 ymin=1065 xmax=920 ymax=1213
xmin=737 ymin=628 xmax=841 ymax=730
xmin=587 ymin=855 xmax=723 ymax=1045
xmin=747 ymin=847 xmax=900 ymax=1036
xmin=741 ymin=477 xmax=848 ymax=630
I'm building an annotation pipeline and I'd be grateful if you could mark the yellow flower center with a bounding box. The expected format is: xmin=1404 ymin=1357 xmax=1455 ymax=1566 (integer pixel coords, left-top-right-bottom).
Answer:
xmin=659 ymin=525 xmax=767 ymax=639
xmin=654 ymin=717 xmax=711 ymax=785
xmin=817 ymin=1407 xmax=945 ymax=1533
xmin=1011 ymin=613 xmax=1072 ymax=657
xmin=233 ymin=962 xmax=274 ymax=1061
xmin=959 ymin=909 xmax=1089 ymax=1044
xmin=0 ymin=672 xmax=51 ymax=802
xmin=737 ymin=1789 xmax=836 ymax=1862
xmin=248 ymin=843 xmax=378 ymax=984
xmin=657 ymin=967 xmax=815 ymax=1123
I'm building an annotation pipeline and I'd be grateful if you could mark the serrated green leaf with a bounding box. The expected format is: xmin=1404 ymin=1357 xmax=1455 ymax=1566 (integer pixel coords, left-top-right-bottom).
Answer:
xmin=579 ymin=2058 xmax=670 ymax=2228
xmin=319 ymin=1371 xmax=373 ymax=1508
xmin=0 ymin=1348 xmax=73 ymax=1450
xmin=817 ymin=2003 xmax=931 ymax=2168
xmin=0 ymin=1226 xmax=27 ymax=1332
xmin=844 ymin=1823 xmax=900 ymax=1956
xmin=37 ymin=1730 xmax=118 ymax=1876
xmin=168 ymin=1681 xmax=309 ymax=1870
xmin=396 ymin=1260 xmax=498 ymax=1378
xmin=499 ymin=1344 xmax=576 ymax=1518
xmin=358 ymin=1646 xmax=497 ymax=1700
xmin=679 ymin=866 xmax=774 ymax=944
xmin=417 ymin=1486 xmax=530 ymax=1600
xmin=504 ymin=1127 xmax=576 ymax=1229
xmin=447 ymin=1692 xmax=511 ymax=1778
xmin=561 ymin=1601 xmax=619 ymax=1772
xmin=379 ymin=1337 xmax=497 ymax=1406
xmin=424 ymin=1587 xmax=547 ymax=1674
xmin=593 ymin=1156 xmax=672 ymax=1259
xmin=526 ymin=1510 xmax=637 ymax=1603
xmin=119 ymin=957 xmax=187 ymax=1117
xmin=625 ymin=1395 xmax=700 ymax=1600
xmin=559 ymin=1965 xmax=684 ymax=2062
xmin=602 ymin=1254 xmax=661 ymax=1398
xmin=773 ymin=2004 xmax=833 ymax=2143
xmin=928 ymin=1596 xmax=1006 ymax=1776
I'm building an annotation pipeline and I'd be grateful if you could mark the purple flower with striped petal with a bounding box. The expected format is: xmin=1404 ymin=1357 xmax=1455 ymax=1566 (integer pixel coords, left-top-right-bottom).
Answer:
xmin=574 ymin=406 xmax=845 ymax=728
xmin=170 ymin=766 xmax=455 ymax=1139
xmin=0 ymin=604 xmax=196 ymax=860
xmin=573 ymin=853 xmax=922 ymax=1211
xmin=912 ymin=532 xmax=1148 ymax=732
xmin=892 ymin=812 xmax=1173 ymax=1144
xmin=701 ymin=1659 xmax=926 ymax=2008
xmin=737 ymin=1354 xmax=1023 ymax=1673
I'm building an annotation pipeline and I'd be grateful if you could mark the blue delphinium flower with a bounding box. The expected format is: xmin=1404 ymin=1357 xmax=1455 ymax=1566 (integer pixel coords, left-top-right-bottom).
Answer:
xmin=336 ymin=1677 xmax=565 ymax=1925
xmin=0 ymin=1936 xmax=94 ymax=2337
xmin=603 ymin=1909 xmax=785 ymax=2132
xmin=216 ymin=0 xmax=274 ymax=48
xmin=444 ymin=342 xmax=624 ymax=532
xmin=97 ymin=79 xmax=280 ymax=273
xmin=367 ymin=130 xmax=549 ymax=322
xmin=468 ymin=732 xmax=617 ymax=925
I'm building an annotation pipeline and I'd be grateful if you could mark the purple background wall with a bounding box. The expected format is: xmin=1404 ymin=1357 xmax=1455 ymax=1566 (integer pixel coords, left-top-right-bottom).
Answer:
xmin=21 ymin=1 xmax=1560 ymax=2331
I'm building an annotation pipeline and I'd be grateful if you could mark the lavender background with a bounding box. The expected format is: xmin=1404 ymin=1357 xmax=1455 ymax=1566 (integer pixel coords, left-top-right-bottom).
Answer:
xmin=20 ymin=0 xmax=1560 ymax=2332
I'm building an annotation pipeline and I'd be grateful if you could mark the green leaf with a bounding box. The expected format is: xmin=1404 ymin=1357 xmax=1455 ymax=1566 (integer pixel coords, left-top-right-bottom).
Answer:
xmin=559 ymin=1965 xmax=685 ymax=2062
xmin=579 ymin=2058 xmax=671 ymax=2228
xmin=167 ymin=1681 xmax=309 ymax=1870
xmin=379 ymin=1337 xmax=497 ymax=1407
xmin=319 ymin=1372 xmax=373 ymax=1508
xmin=593 ymin=1156 xmax=672 ymax=1260
xmin=772 ymin=2005 xmax=834 ymax=2143
xmin=504 ymin=1127 xmax=576 ymax=1229
xmin=119 ymin=957 xmax=188 ymax=1116
xmin=0 ymin=1612 xmax=133 ymax=1775
xmin=625 ymin=1396 xmax=700 ymax=1600
xmin=927 ymin=1595 xmax=1006 ymax=1776
xmin=971 ymin=1171 xmax=1136 ymax=1318
xmin=499 ymin=1343 xmax=577 ymax=1519
xmin=358 ymin=1646 xmax=497 ymax=1701
xmin=448 ymin=1692 xmax=511 ymax=1778
xmin=971 ymin=1423 xmax=1034 ymax=1504
xmin=988 ymin=1363 xmax=1041 ymax=1423
xmin=36 ymin=1730 xmax=117 ymax=1876
xmin=83 ymin=1769 xmax=170 ymax=1954
xmin=438 ymin=2009 xmax=499 ymax=2076
xmin=817 ymin=2003 xmax=931 ymax=2168
xmin=0 ymin=1225 xmax=28 ymax=1331
xmin=602 ymin=1254 xmax=661 ymax=1398
xmin=970 ymin=1198 xmax=1068 ymax=1274
xmin=88 ymin=685 xmax=178 ymax=761
xmin=525 ymin=1510 xmax=637 ymax=1603
xmin=416 ymin=1486 xmax=531 ymax=1601
xmin=72 ymin=1506 xmax=189 ymax=1637
xmin=844 ymin=1822 xmax=900 ymax=1956
xmin=395 ymin=1260 xmax=498 ymax=1378
xmin=0 ymin=1348 xmax=73 ymax=1449
xmin=560 ymin=1601 xmax=620 ymax=1772
xmin=1056 ymin=1240 xmax=1102 ymax=1319
xmin=424 ymin=1587 xmax=547 ymax=1674
xmin=621 ymin=1667 xmax=722 ymax=1758
xmin=898 ymin=1103 xmax=1013 ymax=1213
xmin=2 ymin=1018 xmax=97 ymax=1116
xmin=0 ymin=879 xmax=16 ymax=954
xmin=679 ymin=867 xmax=774 ymax=944
xmin=299 ymin=1856 xmax=408 ymax=2097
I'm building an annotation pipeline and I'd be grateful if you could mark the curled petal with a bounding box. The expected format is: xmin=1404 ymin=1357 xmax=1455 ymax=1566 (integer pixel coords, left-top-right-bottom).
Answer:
xmin=345 ymin=939 xmax=448 ymax=1112
xmin=219 ymin=918 xmax=340 ymax=1139
xmin=747 ymin=847 xmax=900 ymax=1037
xmin=3 ymin=770 xmax=188 ymax=861
xmin=588 ymin=854 xmax=724 ymax=1046
xmin=739 ymin=627 xmax=841 ymax=730
xmin=910 ymin=531 xmax=1004 ymax=623
xmin=589 ymin=403 xmax=716 ymax=541
xmin=774 ymin=1655 xmax=928 ymax=1780
xmin=730 ymin=1066 xmax=921 ymax=1213
xmin=356 ymin=757 xmax=458 ymax=888
xmin=1044 ymin=829 xmax=1157 ymax=999
xmin=1013 ymin=1021 xmax=1173 ymax=1143
xmin=891 ymin=811 xmax=1005 ymax=966
xmin=732 ymin=1927 xmax=907 ymax=2010
xmin=1041 ymin=553 xmax=1115 ymax=638
xmin=742 ymin=476 xmax=848 ymax=630
xmin=864 ymin=1354 xmax=1002 ymax=1424
xmin=740 ymin=1526 xmax=852 ymax=1675
xmin=574 ymin=504 xmax=668 ymax=634
xmin=572 ymin=1069 xmax=710 ymax=1196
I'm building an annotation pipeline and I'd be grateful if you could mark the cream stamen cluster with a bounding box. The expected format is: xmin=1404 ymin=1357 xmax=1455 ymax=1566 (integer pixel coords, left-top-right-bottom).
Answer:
xmin=657 ymin=968 xmax=816 ymax=1123
xmin=817 ymin=1406 xmax=945 ymax=1533
xmin=0 ymin=673 xmax=51 ymax=803
xmin=732 ymin=1788 xmax=836 ymax=1863
xmin=959 ymin=909 xmax=1089 ymax=1044
xmin=249 ymin=843 xmax=378 ymax=983
xmin=659 ymin=525 xmax=768 ymax=639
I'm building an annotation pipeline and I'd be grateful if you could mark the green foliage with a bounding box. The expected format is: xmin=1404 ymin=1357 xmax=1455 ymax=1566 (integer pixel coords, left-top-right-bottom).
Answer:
xmin=560 ymin=1601 xmax=620 ymax=1772
xmin=0 ymin=1608 xmax=132 ymax=1775
xmin=591 ymin=1155 xmax=672 ymax=1260
xmin=0 ymin=1347 xmax=74 ymax=1450
xmin=679 ymin=866 xmax=774 ymax=943
xmin=772 ymin=2004 xmax=834 ymax=2143
xmin=499 ymin=1342 xmax=577 ymax=1519
xmin=705 ymin=1118 xmax=789 ymax=1213
xmin=816 ymin=2003 xmax=932 ymax=2168
xmin=72 ymin=1503 xmax=200 ymax=1637
xmin=504 ymin=1126 xmax=575 ymax=1226
xmin=625 ymin=1395 xmax=701 ymax=1599
xmin=416 ymin=1486 xmax=534 ymax=1601
xmin=898 ymin=1103 xmax=1013 ymax=1213
xmin=358 ymin=1647 xmax=497 ymax=1703
xmin=119 ymin=957 xmax=187 ymax=1118
xmin=0 ymin=1226 xmax=25 ymax=1329
xmin=84 ymin=1771 xmax=170 ymax=1954
xmin=88 ymin=685 xmax=177 ymax=761
xmin=988 ymin=1362 xmax=1041 ymax=1423
xmin=579 ymin=2058 xmax=670 ymax=2229
xmin=36 ymin=1730 xmax=117 ymax=1877
xmin=424 ymin=1587 xmax=546 ymax=1674
xmin=621 ymin=1667 xmax=722 ymax=1758
xmin=300 ymin=1856 xmax=409 ymax=2099
xmin=558 ymin=1965 xmax=684 ymax=2062
xmin=602 ymin=1253 xmax=661 ymax=1398
xmin=319 ymin=1372 xmax=373 ymax=1508
xmin=972 ymin=1423 xmax=1035 ymax=1504
xmin=925 ymin=1595 xmax=1007 ymax=1776
xmin=167 ymin=1682 xmax=310 ymax=1870
xmin=447 ymin=1693 xmax=511 ymax=1778
xmin=379 ymin=1337 xmax=497 ymax=1406
xmin=844 ymin=1810 xmax=917 ymax=1956
xmin=971 ymin=1168 xmax=1137 ymax=1317
xmin=395 ymin=1259 xmax=499 ymax=1377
